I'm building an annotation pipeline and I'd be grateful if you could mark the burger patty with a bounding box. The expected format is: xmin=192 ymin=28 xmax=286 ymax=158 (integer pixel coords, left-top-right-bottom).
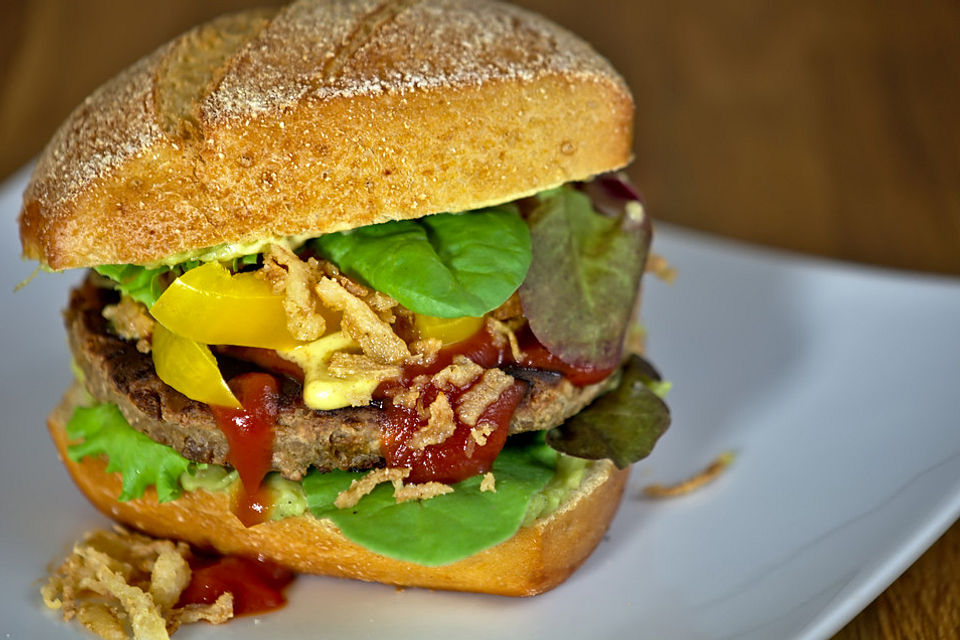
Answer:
xmin=66 ymin=281 xmax=613 ymax=481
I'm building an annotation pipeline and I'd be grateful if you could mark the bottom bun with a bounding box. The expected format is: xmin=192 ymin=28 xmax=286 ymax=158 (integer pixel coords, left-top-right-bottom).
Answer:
xmin=49 ymin=384 xmax=629 ymax=596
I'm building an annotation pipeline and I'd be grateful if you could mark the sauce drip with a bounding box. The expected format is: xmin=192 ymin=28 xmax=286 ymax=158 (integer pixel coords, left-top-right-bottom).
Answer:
xmin=210 ymin=373 xmax=279 ymax=526
xmin=178 ymin=553 xmax=295 ymax=616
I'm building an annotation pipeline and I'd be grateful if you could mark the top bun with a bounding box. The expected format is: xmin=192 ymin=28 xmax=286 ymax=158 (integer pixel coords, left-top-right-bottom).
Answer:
xmin=19 ymin=0 xmax=633 ymax=270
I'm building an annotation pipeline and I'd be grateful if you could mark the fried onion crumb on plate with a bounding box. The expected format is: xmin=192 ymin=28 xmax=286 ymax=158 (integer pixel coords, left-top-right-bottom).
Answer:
xmin=42 ymin=526 xmax=233 ymax=640
xmin=643 ymin=452 xmax=736 ymax=499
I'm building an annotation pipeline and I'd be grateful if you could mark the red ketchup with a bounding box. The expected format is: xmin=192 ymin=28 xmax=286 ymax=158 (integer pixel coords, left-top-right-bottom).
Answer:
xmin=376 ymin=323 xmax=605 ymax=485
xmin=379 ymin=378 xmax=525 ymax=485
xmin=218 ymin=325 xmax=614 ymax=487
xmin=514 ymin=325 xmax=617 ymax=386
xmin=210 ymin=373 xmax=279 ymax=526
xmin=178 ymin=553 xmax=295 ymax=616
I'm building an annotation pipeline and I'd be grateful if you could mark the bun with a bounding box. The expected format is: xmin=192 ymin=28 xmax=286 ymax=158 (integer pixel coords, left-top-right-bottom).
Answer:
xmin=20 ymin=0 xmax=633 ymax=270
xmin=49 ymin=384 xmax=629 ymax=596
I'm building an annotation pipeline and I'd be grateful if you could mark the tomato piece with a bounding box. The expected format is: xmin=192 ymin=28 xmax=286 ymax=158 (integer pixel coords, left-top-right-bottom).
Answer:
xmin=151 ymin=324 xmax=240 ymax=408
xmin=150 ymin=262 xmax=308 ymax=350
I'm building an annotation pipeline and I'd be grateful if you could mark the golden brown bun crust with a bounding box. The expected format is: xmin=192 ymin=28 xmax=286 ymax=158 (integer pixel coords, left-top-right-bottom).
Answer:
xmin=50 ymin=384 xmax=629 ymax=596
xmin=20 ymin=0 xmax=633 ymax=270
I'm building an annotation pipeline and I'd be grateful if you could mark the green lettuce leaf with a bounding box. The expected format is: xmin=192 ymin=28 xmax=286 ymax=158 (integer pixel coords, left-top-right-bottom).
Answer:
xmin=519 ymin=185 xmax=650 ymax=370
xmin=94 ymin=253 xmax=259 ymax=308
xmin=302 ymin=433 xmax=557 ymax=566
xmin=93 ymin=264 xmax=171 ymax=308
xmin=65 ymin=404 xmax=191 ymax=502
xmin=312 ymin=207 xmax=531 ymax=318
xmin=547 ymin=355 xmax=671 ymax=468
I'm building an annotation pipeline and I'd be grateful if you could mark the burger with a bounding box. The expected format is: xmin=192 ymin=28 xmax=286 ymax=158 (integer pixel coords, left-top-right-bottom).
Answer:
xmin=20 ymin=0 xmax=670 ymax=597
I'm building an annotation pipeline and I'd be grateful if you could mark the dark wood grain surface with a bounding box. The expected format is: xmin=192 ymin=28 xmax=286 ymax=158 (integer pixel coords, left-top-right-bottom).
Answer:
xmin=2 ymin=1 xmax=958 ymax=637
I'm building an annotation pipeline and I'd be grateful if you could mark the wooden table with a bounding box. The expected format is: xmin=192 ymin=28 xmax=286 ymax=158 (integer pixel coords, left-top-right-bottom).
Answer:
xmin=2 ymin=1 xmax=958 ymax=637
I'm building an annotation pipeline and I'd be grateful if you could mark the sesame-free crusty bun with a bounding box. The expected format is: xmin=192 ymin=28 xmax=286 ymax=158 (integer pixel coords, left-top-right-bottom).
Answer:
xmin=19 ymin=0 xmax=633 ymax=271
xmin=50 ymin=384 xmax=629 ymax=596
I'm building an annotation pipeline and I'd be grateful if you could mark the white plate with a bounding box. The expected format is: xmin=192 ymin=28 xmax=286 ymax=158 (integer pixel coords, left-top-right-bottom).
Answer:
xmin=3 ymin=164 xmax=960 ymax=639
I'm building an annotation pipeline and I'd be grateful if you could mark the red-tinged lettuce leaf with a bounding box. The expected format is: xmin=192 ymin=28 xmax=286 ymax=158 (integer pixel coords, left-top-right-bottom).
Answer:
xmin=546 ymin=355 xmax=670 ymax=468
xmin=519 ymin=178 xmax=651 ymax=370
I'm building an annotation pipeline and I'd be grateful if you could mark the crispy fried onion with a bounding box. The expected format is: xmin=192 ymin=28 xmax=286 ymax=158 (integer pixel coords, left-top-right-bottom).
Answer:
xmin=259 ymin=244 xmax=328 ymax=341
xmin=102 ymin=297 xmax=154 ymax=354
xmin=389 ymin=379 xmax=425 ymax=411
xmin=407 ymin=337 xmax=443 ymax=368
xmin=318 ymin=260 xmax=399 ymax=322
xmin=382 ymin=360 xmax=516 ymax=456
xmin=394 ymin=481 xmax=454 ymax=504
xmin=469 ymin=423 xmax=496 ymax=448
xmin=480 ymin=472 xmax=497 ymax=493
xmin=315 ymin=277 xmax=410 ymax=365
xmin=491 ymin=291 xmax=523 ymax=324
xmin=41 ymin=527 xmax=233 ymax=640
xmin=646 ymin=252 xmax=677 ymax=283
xmin=326 ymin=352 xmax=402 ymax=381
xmin=407 ymin=392 xmax=457 ymax=450
xmin=457 ymin=369 xmax=515 ymax=427
xmin=485 ymin=317 xmax=523 ymax=362
xmin=643 ymin=452 xmax=735 ymax=498
xmin=334 ymin=467 xmax=453 ymax=509
xmin=432 ymin=355 xmax=483 ymax=390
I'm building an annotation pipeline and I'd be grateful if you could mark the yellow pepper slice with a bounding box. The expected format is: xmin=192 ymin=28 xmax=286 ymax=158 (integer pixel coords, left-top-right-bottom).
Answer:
xmin=414 ymin=314 xmax=484 ymax=345
xmin=151 ymin=324 xmax=240 ymax=408
xmin=150 ymin=262 xmax=303 ymax=350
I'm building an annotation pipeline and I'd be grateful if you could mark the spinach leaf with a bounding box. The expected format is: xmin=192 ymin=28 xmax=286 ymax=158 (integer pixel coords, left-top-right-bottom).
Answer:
xmin=312 ymin=207 xmax=531 ymax=318
xmin=519 ymin=183 xmax=650 ymax=370
xmin=547 ymin=355 xmax=671 ymax=468
xmin=303 ymin=433 xmax=556 ymax=566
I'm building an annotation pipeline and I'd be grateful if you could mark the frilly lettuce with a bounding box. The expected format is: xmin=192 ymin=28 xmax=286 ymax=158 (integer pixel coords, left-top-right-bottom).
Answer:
xmin=93 ymin=264 xmax=171 ymax=308
xmin=65 ymin=404 xmax=192 ymax=502
xmin=94 ymin=254 xmax=259 ymax=308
